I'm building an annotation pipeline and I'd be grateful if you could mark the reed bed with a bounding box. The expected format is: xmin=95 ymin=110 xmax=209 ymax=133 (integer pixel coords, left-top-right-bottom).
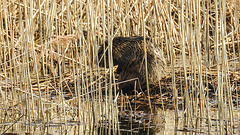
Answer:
xmin=0 ymin=0 xmax=240 ymax=134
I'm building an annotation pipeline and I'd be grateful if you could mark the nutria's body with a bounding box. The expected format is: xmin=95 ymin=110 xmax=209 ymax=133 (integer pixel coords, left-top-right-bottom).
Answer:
xmin=98 ymin=36 xmax=166 ymax=93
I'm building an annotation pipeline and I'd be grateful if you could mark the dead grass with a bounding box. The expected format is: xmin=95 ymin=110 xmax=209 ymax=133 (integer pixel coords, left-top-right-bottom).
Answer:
xmin=0 ymin=0 xmax=240 ymax=134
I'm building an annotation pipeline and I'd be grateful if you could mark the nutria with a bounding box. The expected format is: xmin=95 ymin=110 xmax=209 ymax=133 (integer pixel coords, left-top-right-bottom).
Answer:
xmin=98 ymin=36 xmax=166 ymax=93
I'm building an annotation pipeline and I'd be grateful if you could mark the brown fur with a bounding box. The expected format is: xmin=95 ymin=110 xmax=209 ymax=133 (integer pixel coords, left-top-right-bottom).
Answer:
xmin=98 ymin=36 xmax=166 ymax=93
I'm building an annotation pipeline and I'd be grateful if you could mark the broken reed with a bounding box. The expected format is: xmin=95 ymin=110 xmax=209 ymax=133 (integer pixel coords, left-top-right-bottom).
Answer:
xmin=0 ymin=0 xmax=240 ymax=134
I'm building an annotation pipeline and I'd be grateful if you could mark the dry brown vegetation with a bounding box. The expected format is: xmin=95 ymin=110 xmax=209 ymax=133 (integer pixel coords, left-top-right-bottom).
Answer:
xmin=0 ymin=0 xmax=240 ymax=134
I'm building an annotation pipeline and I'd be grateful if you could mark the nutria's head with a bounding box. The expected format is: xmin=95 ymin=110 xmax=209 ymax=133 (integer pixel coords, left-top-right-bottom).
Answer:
xmin=97 ymin=37 xmax=151 ymax=66
xmin=97 ymin=40 xmax=119 ymax=68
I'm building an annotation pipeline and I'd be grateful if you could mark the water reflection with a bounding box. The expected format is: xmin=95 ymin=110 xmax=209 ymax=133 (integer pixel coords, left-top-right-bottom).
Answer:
xmin=97 ymin=104 xmax=170 ymax=135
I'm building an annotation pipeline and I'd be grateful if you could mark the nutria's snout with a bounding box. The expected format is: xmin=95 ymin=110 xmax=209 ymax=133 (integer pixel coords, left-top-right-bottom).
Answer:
xmin=97 ymin=36 xmax=166 ymax=94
